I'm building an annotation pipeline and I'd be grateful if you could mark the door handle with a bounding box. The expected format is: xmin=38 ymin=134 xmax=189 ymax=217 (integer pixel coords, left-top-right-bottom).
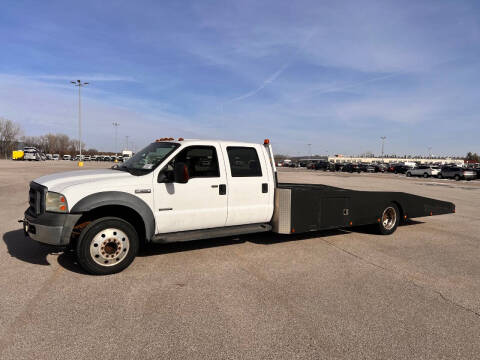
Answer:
xmin=262 ymin=183 xmax=268 ymax=193
xmin=211 ymin=185 xmax=219 ymax=188
xmin=219 ymin=184 xmax=226 ymax=195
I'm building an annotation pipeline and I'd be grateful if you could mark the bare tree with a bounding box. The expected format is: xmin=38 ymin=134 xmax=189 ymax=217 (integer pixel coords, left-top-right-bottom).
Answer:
xmin=0 ymin=117 xmax=22 ymax=159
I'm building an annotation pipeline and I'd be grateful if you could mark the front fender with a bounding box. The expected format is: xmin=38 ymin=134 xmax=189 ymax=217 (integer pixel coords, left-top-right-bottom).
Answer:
xmin=70 ymin=191 xmax=155 ymax=240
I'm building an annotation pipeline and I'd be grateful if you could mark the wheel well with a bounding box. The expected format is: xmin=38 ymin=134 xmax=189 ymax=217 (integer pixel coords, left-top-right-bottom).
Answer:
xmin=72 ymin=205 xmax=147 ymax=245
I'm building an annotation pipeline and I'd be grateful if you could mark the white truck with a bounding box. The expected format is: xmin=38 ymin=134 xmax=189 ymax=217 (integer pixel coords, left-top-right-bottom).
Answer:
xmin=22 ymin=138 xmax=455 ymax=275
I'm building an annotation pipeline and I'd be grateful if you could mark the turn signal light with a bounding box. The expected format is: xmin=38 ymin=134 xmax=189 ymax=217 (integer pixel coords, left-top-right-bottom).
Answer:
xmin=178 ymin=137 xmax=184 ymax=141
xmin=264 ymin=139 xmax=270 ymax=145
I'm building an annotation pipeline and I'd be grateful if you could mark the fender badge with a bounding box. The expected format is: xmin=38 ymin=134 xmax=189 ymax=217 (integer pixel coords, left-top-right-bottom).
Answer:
xmin=135 ymin=189 xmax=151 ymax=194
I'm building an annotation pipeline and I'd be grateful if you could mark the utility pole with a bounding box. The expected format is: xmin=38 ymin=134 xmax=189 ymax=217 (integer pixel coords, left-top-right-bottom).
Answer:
xmin=428 ymin=146 xmax=432 ymax=158
xmin=125 ymin=135 xmax=129 ymax=150
xmin=307 ymin=143 xmax=312 ymax=158
xmin=380 ymin=136 xmax=386 ymax=159
xmin=112 ymin=122 xmax=120 ymax=154
xmin=70 ymin=80 xmax=89 ymax=166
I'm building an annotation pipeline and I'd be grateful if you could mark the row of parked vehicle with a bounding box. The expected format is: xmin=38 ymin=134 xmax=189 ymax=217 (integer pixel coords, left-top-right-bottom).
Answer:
xmin=54 ymin=154 xmax=126 ymax=162
xmin=405 ymin=165 xmax=479 ymax=181
xmin=304 ymin=160 xmax=479 ymax=180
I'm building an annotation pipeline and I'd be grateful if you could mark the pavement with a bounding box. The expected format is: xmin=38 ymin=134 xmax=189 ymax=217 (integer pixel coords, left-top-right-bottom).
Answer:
xmin=0 ymin=160 xmax=479 ymax=359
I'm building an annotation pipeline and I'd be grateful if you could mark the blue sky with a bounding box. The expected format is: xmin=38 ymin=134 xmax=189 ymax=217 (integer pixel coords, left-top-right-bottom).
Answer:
xmin=0 ymin=0 xmax=479 ymax=156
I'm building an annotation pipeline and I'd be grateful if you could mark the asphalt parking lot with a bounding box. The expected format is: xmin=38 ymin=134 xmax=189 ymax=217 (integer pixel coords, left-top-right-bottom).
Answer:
xmin=0 ymin=161 xmax=479 ymax=359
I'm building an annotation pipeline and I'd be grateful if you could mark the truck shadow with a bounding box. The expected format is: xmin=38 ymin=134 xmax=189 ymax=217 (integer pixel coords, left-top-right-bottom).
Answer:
xmin=3 ymin=220 xmax=425 ymax=274
xmin=3 ymin=229 xmax=59 ymax=266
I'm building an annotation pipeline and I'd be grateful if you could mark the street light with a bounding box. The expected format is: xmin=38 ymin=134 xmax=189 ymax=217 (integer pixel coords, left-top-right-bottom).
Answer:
xmin=380 ymin=136 xmax=386 ymax=159
xmin=112 ymin=122 xmax=120 ymax=154
xmin=307 ymin=143 xmax=312 ymax=158
xmin=70 ymin=80 xmax=89 ymax=166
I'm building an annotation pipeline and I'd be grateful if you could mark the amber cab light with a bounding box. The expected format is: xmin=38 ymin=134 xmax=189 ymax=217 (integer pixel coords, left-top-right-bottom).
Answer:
xmin=264 ymin=139 xmax=270 ymax=145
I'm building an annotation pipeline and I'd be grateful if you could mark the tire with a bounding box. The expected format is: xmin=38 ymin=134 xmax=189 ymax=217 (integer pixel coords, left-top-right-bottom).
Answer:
xmin=76 ymin=217 xmax=139 ymax=275
xmin=423 ymin=173 xmax=429 ymax=178
xmin=406 ymin=172 xmax=411 ymax=177
xmin=378 ymin=203 xmax=400 ymax=235
xmin=438 ymin=174 xmax=443 ymax=179
xmin=454 ymin=174 xmax=460 ymax=181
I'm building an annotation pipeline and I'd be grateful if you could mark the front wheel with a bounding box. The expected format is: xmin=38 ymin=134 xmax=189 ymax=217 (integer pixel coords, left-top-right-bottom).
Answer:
xmin=438 ymin=174 xmax=443 ymax=179
xmin=406 ymin=172 xmax=411 ymax=177
xmin=76 ymin=217 xmax=139 ymax=275
xmin=423 ymin=173 xmax=429 ymax=178
xmin=378 ymin=203 xmax=400 ymax=235
xmin=454 ymin=174 xmax=461 ymax=181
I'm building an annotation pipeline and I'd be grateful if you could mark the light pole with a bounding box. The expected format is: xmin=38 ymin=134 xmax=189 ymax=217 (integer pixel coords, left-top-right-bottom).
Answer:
xmin=112 ymin=122 xmax=120 ymax=154
xmin=380 ymin=136 xmax=386 ymax=159
xmin=70 ymin=80 xmax=89 ymax=166
xmin=125 ymin=135 xmax=129 ymax=150
xmin=428 ymin=146 xmax=432 ymax=159
xmin=307 ymin=143 xmax=312 ymax=158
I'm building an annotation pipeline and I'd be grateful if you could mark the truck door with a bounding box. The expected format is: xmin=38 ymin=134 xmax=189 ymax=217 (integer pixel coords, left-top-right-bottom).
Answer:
xmin=153 ymin=144 xmax=228 ymax=233
xmin=221 ymin=144 xmax=273 ymax=226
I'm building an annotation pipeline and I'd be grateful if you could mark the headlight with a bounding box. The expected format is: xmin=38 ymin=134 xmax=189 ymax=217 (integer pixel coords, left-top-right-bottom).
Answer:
xmin=46 ymin=192 xmax=68 ymax=213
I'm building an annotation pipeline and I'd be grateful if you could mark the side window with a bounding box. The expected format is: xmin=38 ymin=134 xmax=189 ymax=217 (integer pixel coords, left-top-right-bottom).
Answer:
xmin=170 ymin=146 xmax=220 ymax=178
xmin=227 ymin=147 xmax=262 ymax=177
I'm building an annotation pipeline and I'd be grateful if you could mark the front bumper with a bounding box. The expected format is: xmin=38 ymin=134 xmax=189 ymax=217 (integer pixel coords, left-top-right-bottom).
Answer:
xmin=23 ymin=210 xmax=82 ymax=246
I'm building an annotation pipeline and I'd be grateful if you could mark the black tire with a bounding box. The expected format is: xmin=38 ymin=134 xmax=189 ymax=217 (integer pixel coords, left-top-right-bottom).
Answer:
xmin=406 ymin=172 xmax=411 ymax=177
xmin=76 ymin=217 xmax=139 ymax=275
xmin=437 ymin=174 xmax=442 ymax=179
xmin=423 ymin=173 xmax=429 ymax=178
xmin=377 ymin=203 xmax=400 ymax=235
xmin=454 ymin=174 xmax=460 ymax=181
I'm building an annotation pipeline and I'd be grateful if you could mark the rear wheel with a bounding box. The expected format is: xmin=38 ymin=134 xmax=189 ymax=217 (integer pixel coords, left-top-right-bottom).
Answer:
xmin=423 ymin=173 xmax=429 ymax=178
xmin=406 ymin=172 xmax=411 ymax=177
xmin=76 ymin=217 xmax=139 ymax=275
xmin=454 ymin=174 xmax=461 ymax=181
xmin=438 ymin=173 xmax=443 ymax=179
xmin=378 ymin=203 xmax=400 ymax=235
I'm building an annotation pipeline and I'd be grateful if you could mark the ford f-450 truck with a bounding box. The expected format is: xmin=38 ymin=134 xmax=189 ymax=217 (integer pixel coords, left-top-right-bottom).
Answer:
xmin=22 ymin=138 xmax=455 ymax=275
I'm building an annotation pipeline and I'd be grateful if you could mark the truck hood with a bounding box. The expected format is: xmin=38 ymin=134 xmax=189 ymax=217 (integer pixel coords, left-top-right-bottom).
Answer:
xmin=33 ymin=169 xmax=136 ymax=193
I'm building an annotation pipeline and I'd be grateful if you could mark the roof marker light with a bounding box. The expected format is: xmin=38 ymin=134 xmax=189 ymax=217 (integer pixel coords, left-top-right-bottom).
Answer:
xmin=264 ymin=139 xmax=270 ymax=145
xmin=178 ymin=137 xmax=184 ymax=141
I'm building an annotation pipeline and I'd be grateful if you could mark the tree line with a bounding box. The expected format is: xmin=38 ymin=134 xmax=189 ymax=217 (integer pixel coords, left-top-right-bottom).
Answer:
xmin=0 ymin=117 xmax=104 ymax=158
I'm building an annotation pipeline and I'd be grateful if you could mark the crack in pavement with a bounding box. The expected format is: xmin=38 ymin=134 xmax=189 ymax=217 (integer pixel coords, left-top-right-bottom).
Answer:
xmin=320 ymin=238 xmax=480 ymax=319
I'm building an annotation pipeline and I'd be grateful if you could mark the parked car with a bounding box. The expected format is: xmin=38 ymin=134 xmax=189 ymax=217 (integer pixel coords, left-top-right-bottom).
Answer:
xmin=366 ymin=164 xmax=386 ymax=173
xmin=406 ymin=165 xmax=441 ymax=178
xmin=358 ymin=163 xmax=370 ymax=172
xmin=63 ymin=155 xmax=71 ymax=160
xmin=392 ymin=164 xmax=411 ymax=174
xmin=342 ymin=163 xmax=361 ymax=173
xmin=438 ymin=166 xmax=476 ymax=181
xmin=332 ymin=163 xmax=344 ymax=172
xmin=315 ymin=161 xmax=330 ymax=171
xmin=52 ymin=154 xmax=60 ymax=160
xmin=46 ymin=154 xmax=53 ymax=160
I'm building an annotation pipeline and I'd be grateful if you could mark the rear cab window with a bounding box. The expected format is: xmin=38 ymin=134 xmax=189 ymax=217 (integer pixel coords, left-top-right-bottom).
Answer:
xmin=226 ymin=147 xmax=262 ymax=177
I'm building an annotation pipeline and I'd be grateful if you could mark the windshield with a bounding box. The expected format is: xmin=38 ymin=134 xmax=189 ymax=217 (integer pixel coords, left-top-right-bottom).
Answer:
xmin=120 ymin=142 xmax=180 ymax=175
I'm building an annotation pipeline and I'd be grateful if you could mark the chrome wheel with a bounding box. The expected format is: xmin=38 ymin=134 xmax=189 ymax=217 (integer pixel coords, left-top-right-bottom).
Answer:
xmin=90 ymin=228 xmax=130 ymax=266
xmin=382 ymin=207 xmax=397 ymax=231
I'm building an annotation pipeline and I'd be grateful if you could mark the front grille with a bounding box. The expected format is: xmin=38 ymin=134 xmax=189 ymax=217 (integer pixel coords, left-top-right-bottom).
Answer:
xmin=28 ymin=182 xmax=46 ymax=216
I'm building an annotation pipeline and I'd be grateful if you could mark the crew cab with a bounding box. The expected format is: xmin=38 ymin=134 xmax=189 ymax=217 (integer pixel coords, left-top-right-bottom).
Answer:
xmin=22 ymin=138 xmax=455 ymax=275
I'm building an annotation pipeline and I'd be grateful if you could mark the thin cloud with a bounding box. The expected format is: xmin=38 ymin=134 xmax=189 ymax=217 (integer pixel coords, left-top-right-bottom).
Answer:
xmin=30 ymin=74 xmax=137 ymax=82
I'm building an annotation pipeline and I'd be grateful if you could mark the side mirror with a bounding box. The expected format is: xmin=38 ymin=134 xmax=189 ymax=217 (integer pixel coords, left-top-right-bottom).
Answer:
xmin=174 ymin=162 xmax=189 ymax=184
xmin=157 ymin=168 xmax=174 ymax=183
